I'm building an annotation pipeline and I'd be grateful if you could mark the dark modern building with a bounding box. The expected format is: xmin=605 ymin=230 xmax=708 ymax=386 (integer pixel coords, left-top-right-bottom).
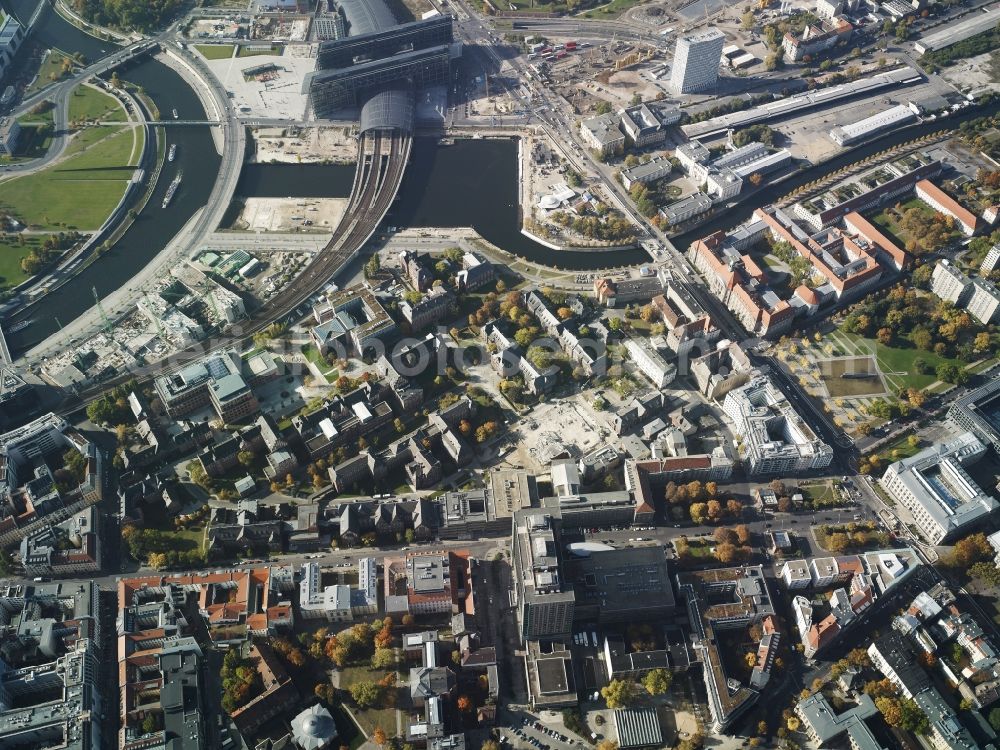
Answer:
xmin=306 ymin=1 xmax=460 ymax=118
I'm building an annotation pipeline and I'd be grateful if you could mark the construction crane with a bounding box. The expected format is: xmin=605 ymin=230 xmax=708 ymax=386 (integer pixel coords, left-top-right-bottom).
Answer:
xmin=93 ymin=286 xmax=112 ymax=335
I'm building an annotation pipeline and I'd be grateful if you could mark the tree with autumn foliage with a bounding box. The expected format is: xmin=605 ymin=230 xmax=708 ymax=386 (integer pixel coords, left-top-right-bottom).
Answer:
xmin=374 ymin=619 xmax=393 ymax=649
xmin=372 ymin=727 xmax=388 ymax=747
xmin=457 ymin=695 xmax=472 ymax=712
xmin=350 ymin=680 xmax=383 ymax=708
xmin=946 ymin=532 xmax=993 ymax=568
xmin=714 ymin=527 xmax=738 ymax=545
xmin=314 ymin=682 xmax=336 ymax=704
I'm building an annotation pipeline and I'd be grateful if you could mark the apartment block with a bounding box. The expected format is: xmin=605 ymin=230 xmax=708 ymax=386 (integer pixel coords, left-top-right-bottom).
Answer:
xmin=624 ymin=338 xmax=675 ymax=388
xmin=579 ymin=113 xmax=626 ymax=155
xmin=791 ymin=549 xmax=921 ymax=658
xmin=676 ymin=566 xmax=775 ymax=731
xmin=967 ymin=278 xmax=1000 ymax=324
xmin=981 ymin=243 xmax=1000 ymax=273
xmin=782 ymin=17 xmax=853 ymax=61
xmin=931 ymin=260 xmax=971 ymax=304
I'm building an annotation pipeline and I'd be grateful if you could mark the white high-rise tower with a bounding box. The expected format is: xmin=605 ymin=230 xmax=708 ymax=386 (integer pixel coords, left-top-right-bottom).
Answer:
xmin=670 ymin=29 xmax=726 ymax=95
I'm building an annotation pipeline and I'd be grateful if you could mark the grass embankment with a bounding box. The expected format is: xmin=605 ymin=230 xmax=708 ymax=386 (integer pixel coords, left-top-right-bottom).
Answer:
xmin=68 ymin=84 xmax=128 ymax=123
xmin=336 ymin=664 xmax=400 ymax=737
xmin=26 ymin=51 xmax=74 ymax=96
xmin=0 ymin=236 xmax=57 ymax=289
xmin=0 ymin=125 xmax=141 ymax=230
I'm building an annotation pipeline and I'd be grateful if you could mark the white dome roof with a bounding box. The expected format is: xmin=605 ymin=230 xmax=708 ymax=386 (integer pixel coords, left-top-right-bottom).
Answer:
xmin=291 ymin=704 xmax=338 ymax=750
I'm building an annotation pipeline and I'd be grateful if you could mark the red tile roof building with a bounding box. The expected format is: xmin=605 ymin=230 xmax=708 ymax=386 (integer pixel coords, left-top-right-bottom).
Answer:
xmin=116 ymin=567 xmax=295 ymax=748
xmin=915 ymin=179 xmax=978 ymax=236
xmin=690 ymin=204 xmax=905 ymax=336
xmin=383 ymin=549 xmax=473 ymax=615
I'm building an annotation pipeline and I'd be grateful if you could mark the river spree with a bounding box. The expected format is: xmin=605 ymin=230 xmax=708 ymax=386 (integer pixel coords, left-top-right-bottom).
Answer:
xmin=2 ymin=0 xmax=224 ymax=353
xmin=244 ymin=138 xmax=652 ymax=269
xmin=5 ymin=0 xmax=1000 ymax=353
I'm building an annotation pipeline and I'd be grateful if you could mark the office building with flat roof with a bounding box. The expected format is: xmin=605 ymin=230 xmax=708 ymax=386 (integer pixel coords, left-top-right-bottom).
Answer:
xmin=565 ymin=545 xmax=676 ymax=625
xmin=0 ymin=580 xmax=101 ymax=750
xmin=0 ymin=15 xmax=24 ymax=83
xmin=670 ymin=29 xmax=725 ymax=94
xmin=880 ymin=432 xmax=997 ymax=545
xmin=620 ymin=157 xmax=672 ymax=190
xmin=512 ymin=508 xmax=575 ymax=643
xmin=307 ymin=12 xmax=459 ymax=116
xmin=950 ymin=377 xmax=1000 ymax=453
xmin=489 ymin=469 xmax=537 ymax=519
xmin=723 ymin=374 xmax=833 ymax=476
xmin=153 ymin=348 xmax=259 ymax=422
xmin=383 ymin=549 xmax=471 ymax=615
xmin=659 ymin=192 xmax=713 ymax=227
xmin=524 ymin=638 xmax=576 ymax=708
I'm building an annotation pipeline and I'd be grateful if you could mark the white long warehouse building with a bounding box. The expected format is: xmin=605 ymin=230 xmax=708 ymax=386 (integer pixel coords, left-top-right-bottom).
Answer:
xmin=829 ymin=104 xmax=916 ymax=146
xmin=915 ymin=5 xmax=1000 ymax=54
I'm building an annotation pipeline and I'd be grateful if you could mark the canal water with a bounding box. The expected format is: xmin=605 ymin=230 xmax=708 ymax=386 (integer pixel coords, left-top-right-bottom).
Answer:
xmin=241 ymin=138 xmax=652 ymax=270
xmin=5 ymin=0 xmax=114 ymax=61
xmin=2 ymin=0 xmax=223 ymax=353
xmin=5 ymin=0 xmax=1000 ymax=354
